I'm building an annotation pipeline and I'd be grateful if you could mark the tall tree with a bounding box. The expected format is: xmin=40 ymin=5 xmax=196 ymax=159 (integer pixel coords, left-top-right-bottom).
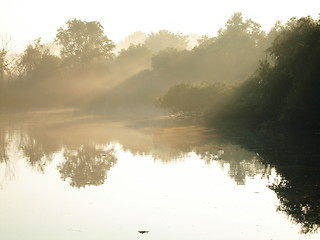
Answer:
xmin=55 ymin=19 xmax=115 ymax=66
xmin=188 ymin=12 xmax=267 ymax=83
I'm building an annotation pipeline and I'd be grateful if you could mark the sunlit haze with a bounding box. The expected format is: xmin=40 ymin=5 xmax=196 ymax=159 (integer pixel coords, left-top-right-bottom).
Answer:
xmin=0 ymin=0 xmax=319 ymax=52
xmin=1 ymin=0 xmax=320 ymax=236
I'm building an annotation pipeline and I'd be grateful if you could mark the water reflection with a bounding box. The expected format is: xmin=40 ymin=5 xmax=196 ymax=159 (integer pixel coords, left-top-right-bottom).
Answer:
xmin=19 ymin=132 xmax=54 ymax=172
xmin=0 ymin=119 xmax=271 ymax=188
xmin=0 ymin=116 xmax=120 ymax=188
xmin=0 ymin=115 xmax=319 ymax=234
xmin=219 ymin=130 xmax=320 ymax=233
xmin=0 ymin=127 xmax=8 ymax=163
xmin=195 ymin=144 xmax=272 ymax=185
xmin=59 ymin=145 xmax=116 ymax=188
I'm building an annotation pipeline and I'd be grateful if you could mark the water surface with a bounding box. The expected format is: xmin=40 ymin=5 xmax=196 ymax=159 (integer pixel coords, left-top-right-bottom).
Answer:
xmin=0 ymin=113 xmax=319 ymax=240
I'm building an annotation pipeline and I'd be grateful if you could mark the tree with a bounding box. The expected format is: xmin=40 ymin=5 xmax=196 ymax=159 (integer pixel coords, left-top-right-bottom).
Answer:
xmin=144 ymin=29 xmax=188 ymax=53
xmin=217 ymin=12 xmax=266 ymax=46
xmin=206 ymin=16 xmax=320 ymax=132
xmin=0 ymin=35 xmax=11 ymax=84
xmin=18 ymin=38 xmax=60 ymax=78
xmin=0 ymin=49 xmax=8 ymax=84
xmin=18 ymin=38 xmax=47 ymax=74
xmin=151 ymin=48 xmax=189 ymax=74
xmin=55 ymin=19 xmax=115 ymax=66
xmin=267 ymin=16 xmax=320 ymax=129
xmin=112 ymin=44 xmax=152 ymax=75
xmin=187 ymin=12 xmax=267 ymax=84
xmin=116 ymin=31 xmax=147 ymax=51
xmin=158 ymin=82 xmax=230 ymax=118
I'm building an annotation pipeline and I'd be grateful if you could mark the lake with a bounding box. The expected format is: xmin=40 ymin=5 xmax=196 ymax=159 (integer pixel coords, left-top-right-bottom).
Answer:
xmin=0 ymin=112 xmax=319 ymax=240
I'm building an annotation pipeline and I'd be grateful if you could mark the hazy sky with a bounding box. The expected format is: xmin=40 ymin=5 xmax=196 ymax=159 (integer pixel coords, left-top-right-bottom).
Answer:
xmin=0 ymin=0 xmax=319 ymax=52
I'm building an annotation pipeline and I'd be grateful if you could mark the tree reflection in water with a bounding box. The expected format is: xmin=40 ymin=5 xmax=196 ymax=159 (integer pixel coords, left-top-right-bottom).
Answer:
xmin=195 ymin=144 xmax=272 ymax=185
xmin=270 ymin=175 xmax=320 ymax=234
xmin=152 ymin=125 xmax=320 ymax=233
xmin=268 ymin=153 xmax=320 ymax=234
xmin=58 ymin=145 xmax=117 ymax=188
xmin=0 ymin=117 xmax=319 ymax=233
xmin=0 ymin=126 xmax=8 ymax=164
xmin=0 ymin=127 xmax=14 ymax=185
xmin=219 ymin=130 xmax=320 ymax=234
xmin=19 ymin=133 xmax=52 ymax=173
xmin=0 ymin=118 xmax=119 ymax=188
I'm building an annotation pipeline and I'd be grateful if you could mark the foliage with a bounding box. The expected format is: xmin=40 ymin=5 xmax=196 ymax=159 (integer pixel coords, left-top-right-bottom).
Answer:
xmin=18 ymin=38 xmax=60 ymax=79
xmin=0 ymin=35 xmax=11 ymax=84
xmin=0 ymin=13 xmax=316 ymax=123
xmin=144 ymin=29 xmax=189 ymax=53
xmin=190 ymin=12 xmax=267 ymax=83
xmin=110 ymin=44 xmax=152 ymax=78
xmin=55 ymin=19 xmax=115 ymax=67
xmin=217 ymin=12 xmax=266 ymax=46
xmin=0 ymin=49 xmax=8 ymax=83
xmin=151 ymin=48 xmax=190 ymax=77
xmin=116 ymin=44 xmax=151 ymax=66
xmin=116 ymin=31 xmax=147 ymax=51
xmin=92 ymin=13 xmax=280 ymax=115
xmin=149 ymin=12 xmax=270 ymax=85
xmin=158 ymin=82 xmax=231 ymax=118
xmin=206 ymin=16 xmax=320 ymax=132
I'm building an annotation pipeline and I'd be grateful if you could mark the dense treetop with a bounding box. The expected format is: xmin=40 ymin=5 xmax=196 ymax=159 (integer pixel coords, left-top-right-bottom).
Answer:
xmin=55 ymin=19 xmax=115 ymax=66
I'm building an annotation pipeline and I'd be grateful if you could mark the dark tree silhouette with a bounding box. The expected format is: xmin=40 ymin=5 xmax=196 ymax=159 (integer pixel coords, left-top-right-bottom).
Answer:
xmin=206 ymin=16 xmax=320 ymax=132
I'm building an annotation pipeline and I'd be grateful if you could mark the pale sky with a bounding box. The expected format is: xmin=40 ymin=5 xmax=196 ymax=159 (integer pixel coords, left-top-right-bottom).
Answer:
xmin=0 ymin=0 xmax=319 ymax=52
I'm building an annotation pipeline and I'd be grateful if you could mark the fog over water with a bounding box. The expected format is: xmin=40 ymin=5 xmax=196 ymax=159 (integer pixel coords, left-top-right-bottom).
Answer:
xmin=0 ymin=112 xmax=320 ymax=239
xmin=0 ymin=7 xmax=319 ymax=240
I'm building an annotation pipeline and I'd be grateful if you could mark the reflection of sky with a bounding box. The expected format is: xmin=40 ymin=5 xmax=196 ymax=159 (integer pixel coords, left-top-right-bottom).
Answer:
xmin=0 ymin=143 xmax=318 ymax=240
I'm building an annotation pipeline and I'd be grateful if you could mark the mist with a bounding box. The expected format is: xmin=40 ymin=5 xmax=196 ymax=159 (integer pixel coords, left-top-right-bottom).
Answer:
xmin=0 ymin=14 xmax=270 ymax=117
xmin=1 ymin=13 xmax=319 ymax=132
xmin=1 ymin=11 xmax=320 ymax=239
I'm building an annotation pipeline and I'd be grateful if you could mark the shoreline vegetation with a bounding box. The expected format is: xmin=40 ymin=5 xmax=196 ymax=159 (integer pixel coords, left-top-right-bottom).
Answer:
xmin=1 ymin=11 xmax=320 ymax=236
xmin=0 ymin=13 xmax=319 ymax=135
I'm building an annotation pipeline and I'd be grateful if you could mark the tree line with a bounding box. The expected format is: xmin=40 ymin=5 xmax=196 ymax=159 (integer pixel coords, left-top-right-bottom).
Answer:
xmin=0 ymin=18 xmax=190 ymax=111
xmin=87 ymin=12 xmax=279 ymax=117
xmin=159 ymin=15 xmax=320 ymax=133
xmin=1 ymin=13 xmax=319 ymax=133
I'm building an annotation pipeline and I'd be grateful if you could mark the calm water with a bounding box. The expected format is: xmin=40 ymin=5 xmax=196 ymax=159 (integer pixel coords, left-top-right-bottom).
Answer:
xmin=0 ymin=113 xmax=319 ymax=240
